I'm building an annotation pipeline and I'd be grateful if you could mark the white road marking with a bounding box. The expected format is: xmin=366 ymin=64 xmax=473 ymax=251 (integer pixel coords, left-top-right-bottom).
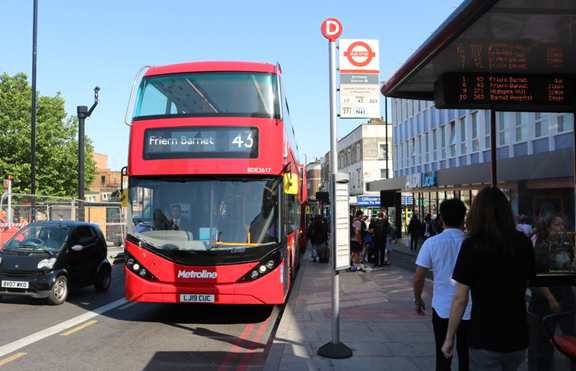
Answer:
xmin=0 ymin=298 xmax=126 ymax=357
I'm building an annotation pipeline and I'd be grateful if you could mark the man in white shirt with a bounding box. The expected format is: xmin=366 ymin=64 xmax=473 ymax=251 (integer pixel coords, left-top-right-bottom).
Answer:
xmin=413 ymin=198 xmax=471 ymax=371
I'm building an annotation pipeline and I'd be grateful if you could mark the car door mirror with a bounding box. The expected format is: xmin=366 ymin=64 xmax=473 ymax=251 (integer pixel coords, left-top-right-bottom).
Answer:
xmin=71 ymin=244 xmax=84 ymax=251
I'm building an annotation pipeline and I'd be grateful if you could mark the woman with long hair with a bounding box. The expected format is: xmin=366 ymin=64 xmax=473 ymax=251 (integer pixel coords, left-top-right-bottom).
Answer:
xmin=441 ymin=187 xmax=535 ymax=370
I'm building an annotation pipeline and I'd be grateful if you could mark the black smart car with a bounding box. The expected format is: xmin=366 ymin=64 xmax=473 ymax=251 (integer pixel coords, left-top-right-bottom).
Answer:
xmin=0 ymin=221 xmax=112 ymax=305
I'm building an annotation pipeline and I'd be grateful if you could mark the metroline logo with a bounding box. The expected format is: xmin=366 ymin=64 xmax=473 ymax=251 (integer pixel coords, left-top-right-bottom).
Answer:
xmin=178 ymin=269 xmax=218 ymax=279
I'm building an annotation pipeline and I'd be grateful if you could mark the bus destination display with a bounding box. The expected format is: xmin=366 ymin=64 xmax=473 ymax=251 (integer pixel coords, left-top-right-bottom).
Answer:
xmin=435 ymin=73 xmax=573 ymax=111
xmin=144 ymin=126 xmax=259 ymax=160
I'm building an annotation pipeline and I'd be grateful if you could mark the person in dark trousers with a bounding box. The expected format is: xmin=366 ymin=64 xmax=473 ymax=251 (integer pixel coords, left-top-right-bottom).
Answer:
xmin=349 ymin=210 xmax=364 ymax=272
xmin=308 ymin=215 xmax=328 ymax=262
xmin=442 ymin=187 xmax=536 ymax=371
xmin=414 ymin=198 xmax=470 ymax=371
xmin=408 ymin=215 xmax=421 ymax=251
xmin=369 ymin=212 xmax=389 ymax=267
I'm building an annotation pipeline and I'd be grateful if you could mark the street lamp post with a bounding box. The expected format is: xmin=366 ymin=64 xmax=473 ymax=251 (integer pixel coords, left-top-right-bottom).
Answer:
xmin=77 ymin=87 xmax=100 ymax=222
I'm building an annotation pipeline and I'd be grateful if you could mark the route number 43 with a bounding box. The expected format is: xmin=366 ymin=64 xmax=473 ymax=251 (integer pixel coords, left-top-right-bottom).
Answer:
xmin=232 ymin=133 xmax=254 ymax=148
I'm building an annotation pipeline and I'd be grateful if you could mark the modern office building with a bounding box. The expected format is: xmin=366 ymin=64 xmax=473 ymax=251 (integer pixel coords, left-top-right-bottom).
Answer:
xmin=368 ymin=99 xmax=574 ymax=230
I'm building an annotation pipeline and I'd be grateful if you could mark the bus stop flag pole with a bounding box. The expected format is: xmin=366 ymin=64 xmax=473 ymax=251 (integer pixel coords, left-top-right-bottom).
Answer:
xmin=318 ymin=18 xmax=353 ymax=360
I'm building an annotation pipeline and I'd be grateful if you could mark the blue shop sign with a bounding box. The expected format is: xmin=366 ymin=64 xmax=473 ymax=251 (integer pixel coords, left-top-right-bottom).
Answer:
xmin=358 ymin=196 xmax=380 ymax=206
xmin=406 ymin=171 xmax=437 ymax=189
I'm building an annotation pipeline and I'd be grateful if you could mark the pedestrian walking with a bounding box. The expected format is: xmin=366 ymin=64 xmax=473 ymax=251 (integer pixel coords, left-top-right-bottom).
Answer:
xmin=408 ymin=215 xmax=421 ymax=251
xmin=441 ymin=187 xmax=536 ymax=371
xmin=308 ymin=215 xmax=328 ymax=263
xmin=369 ymin=212 xmax=389 ymax=267
xmin=414 ymin=198 xmax=470 ymax=371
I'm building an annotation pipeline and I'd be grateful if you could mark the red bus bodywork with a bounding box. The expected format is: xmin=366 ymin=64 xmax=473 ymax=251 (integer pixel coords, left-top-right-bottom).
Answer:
xmin=124 ymin=61 xmax=302 ymax=304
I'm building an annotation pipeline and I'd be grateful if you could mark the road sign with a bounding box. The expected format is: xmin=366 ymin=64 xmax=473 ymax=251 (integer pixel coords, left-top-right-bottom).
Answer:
xmin=339 ymin=39 xmax=380 ymax=119
xmin=321 ymin=18 xmax=342 ymax=41
xmin=339 ymin=39 xmax=379 ymax=73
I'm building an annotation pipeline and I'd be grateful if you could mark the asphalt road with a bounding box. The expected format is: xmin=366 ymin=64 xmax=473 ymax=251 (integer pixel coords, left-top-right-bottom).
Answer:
xmin=0 ymin=262 xmax=283 ymax=370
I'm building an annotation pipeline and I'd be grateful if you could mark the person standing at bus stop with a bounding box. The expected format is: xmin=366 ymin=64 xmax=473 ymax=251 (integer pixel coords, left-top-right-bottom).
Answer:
xmin=308 ymin=215 xmax=328 ymax=262
xmin=349 ymin=210 xmax=364 ymax=272
xmin=414 ymin=198 xmax=470 ymax=371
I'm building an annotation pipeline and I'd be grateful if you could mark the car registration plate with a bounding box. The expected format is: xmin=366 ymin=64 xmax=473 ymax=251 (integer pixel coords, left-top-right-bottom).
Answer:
xmin=180 ymin=294 xmax=214 ymax=303
xmin=1 ymin=280 xmax=29 ymax=289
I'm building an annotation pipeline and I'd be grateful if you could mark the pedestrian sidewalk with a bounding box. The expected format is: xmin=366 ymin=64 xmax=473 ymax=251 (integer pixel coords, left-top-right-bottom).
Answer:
xmin=264 ymin=236 xmax=439 ymax=371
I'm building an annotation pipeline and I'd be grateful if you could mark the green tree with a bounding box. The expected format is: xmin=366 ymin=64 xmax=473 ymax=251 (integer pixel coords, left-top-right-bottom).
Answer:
xmin=0 ymin=73 xmax=96 ymax=198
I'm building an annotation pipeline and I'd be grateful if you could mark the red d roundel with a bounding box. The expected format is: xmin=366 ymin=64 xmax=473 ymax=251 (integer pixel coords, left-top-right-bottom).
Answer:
xmin=343 ymin=41 xmax=376 ymax=67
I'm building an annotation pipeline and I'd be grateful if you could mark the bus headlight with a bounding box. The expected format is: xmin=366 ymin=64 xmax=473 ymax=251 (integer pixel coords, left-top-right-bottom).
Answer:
xmin=237 ymin=249 xmax=282 ymax=282
xmin=124 ymin=251 xmax=157 ymax=280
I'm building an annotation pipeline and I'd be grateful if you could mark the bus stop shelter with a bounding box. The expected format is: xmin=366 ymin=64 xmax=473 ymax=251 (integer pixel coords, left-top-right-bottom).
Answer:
xmin=379 ymin=0 xmax=576 ymax=368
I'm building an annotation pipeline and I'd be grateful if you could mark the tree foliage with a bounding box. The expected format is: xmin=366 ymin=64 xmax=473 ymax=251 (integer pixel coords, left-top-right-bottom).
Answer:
xmin=0 ymin=73 xmax=96 ymax=198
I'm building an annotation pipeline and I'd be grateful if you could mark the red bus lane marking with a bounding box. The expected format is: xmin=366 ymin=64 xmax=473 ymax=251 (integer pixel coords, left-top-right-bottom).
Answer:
xmin=236 ymin=316 xmax=272 ymax=371
xmin=217 ymin=323 xmax=256 ymax=371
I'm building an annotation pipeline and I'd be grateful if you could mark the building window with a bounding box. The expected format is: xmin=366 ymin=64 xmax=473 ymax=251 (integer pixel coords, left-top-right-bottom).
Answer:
xmin=411 ymin=138 xmax=416 ymax=166
xmin=441 ymin=125 xmax=447 ymax=159
xmin=380 ymin=169 xmax=388 ymax=179
xmin=515 ymin=112 xmax=528 ymax=142
xmin=449 ymin=121 xmax=456 ymax=157
xmin=425 ymin=132 xmax=429 ymax=162
xmin=498 ymin=112 xmax=509 ymax=145
xmin=558 ymin=113 xmax=574 ymax=132
xmin=535 ymin=112 xmax=549 ymax=137
xmin=87 ymin=196 xmax=97 ymax=202
xmin=471 ymin=112 xmax=479 ymax=152
xmin=460 ymin=117 xmax=467 ymax=154
xmin=347 ymin=149 xmax=352 ymax=165
xmin=379 ymin=143 xmax=388 ymax=159
xmin=485 ymin=111 xmax=491 ymax=149
xmin=432 ymin=129 xmax=437 ymax=161
xmin=102 ymin=193 xmax=110 ymax=200
xmin=101 ymin=175 xmax=106 ymax=185
xmin=356 ymin=144 xmax=361 ymax=162
xmin=418 ymin=136 xmax=422 ymax=164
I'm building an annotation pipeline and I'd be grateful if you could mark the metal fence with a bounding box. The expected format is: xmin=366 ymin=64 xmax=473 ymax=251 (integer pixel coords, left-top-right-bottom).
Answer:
xmin=0 ymin=193 xmax=126 ymax=246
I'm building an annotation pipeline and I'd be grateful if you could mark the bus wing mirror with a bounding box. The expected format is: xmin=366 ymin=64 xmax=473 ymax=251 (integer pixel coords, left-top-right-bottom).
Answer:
xmin=284 ymin=173 xmax=298 ymax=195
xmin=120 ymin=189 xmax=128 ymax=208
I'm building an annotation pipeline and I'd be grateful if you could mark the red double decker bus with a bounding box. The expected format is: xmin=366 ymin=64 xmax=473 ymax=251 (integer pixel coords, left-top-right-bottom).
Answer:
xmin=123 ymin=61 xmax=304 ymax=304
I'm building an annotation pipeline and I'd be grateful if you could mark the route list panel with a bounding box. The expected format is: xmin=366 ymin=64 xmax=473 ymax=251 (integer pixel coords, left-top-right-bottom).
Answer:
xmin=435 ymin=73 xmax=573 ymax=111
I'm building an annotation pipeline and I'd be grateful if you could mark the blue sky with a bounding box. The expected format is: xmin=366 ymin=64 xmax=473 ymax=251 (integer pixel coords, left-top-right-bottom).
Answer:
xmin=1 ymin=0 xmax=463 ymax=171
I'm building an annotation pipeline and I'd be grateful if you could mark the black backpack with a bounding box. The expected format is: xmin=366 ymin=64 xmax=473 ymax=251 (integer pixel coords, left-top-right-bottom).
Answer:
xmin=350 ymin=216 xmax=356 ymax=238
xmin=374 ymin=219 xmax=388 ymax=240
xmin=309 ymin=221 xmax=327 ymax=244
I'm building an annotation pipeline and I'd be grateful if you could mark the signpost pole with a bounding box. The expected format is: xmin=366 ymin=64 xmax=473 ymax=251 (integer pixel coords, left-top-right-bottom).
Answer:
xmin=319 ymin=18 xmax=352 ymax=360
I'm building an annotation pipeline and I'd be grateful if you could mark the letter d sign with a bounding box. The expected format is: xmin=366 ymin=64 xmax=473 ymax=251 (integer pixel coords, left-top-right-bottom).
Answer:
xmin=321 ymin=18 xmax=342 ymax=42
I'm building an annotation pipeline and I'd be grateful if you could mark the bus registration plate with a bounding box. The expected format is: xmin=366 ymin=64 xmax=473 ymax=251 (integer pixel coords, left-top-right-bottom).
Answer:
xmin=180 ymin=294 xmax=214 ymax=303
xmin=2 ymin=280 xmax=29 ymax=289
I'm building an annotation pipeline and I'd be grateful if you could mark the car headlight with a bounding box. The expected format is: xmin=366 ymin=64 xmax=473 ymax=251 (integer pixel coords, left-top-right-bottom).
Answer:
xmin=38 ymin=258 xmax=57 ymax=269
